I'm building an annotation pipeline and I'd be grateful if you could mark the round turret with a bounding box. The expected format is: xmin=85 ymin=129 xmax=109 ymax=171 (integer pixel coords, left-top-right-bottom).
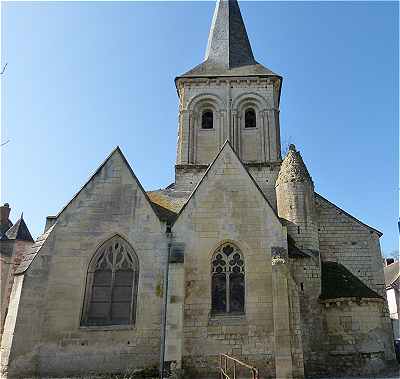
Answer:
xmin=276 ymin=145 xmax=319 ymax=251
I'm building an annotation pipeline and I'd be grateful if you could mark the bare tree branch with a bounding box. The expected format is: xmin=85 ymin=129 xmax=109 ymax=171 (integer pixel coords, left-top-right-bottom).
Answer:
xmin=1 ymin=63 xmax=8 ymax=75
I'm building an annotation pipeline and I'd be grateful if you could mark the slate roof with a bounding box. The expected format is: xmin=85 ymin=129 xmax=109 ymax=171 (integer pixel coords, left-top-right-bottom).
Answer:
xmin=320 ymin=261 xmax=382 ymax=300
xmin=5 ymin=216 xmax=34 ymax=242
xmin=384 ymin=261 xmax=400 ymax=289
xmin=177 ymin=0 xmax=281 ymax=80
xmin=0 ymin=220 xmax=13 ymax=240
xmin=15 ymin=224 xmax=56 ymax=275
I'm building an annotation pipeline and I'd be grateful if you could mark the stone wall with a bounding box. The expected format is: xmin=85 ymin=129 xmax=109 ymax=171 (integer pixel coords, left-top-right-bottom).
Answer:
xmin=0 ymin=241 xmax=13 ymax=338
xmin=316 ymin=194 xmax=386 ymax=296
xmin=289 ymin=255 xmax=323 ymax=376
xmin=172 ymin=143 xmax=290 ymax=377
xmin=0 ymin=240 xmax=33 ymax=339
xmin=315 ymin=299 xmax=396 ymax=376
xmin=1 ymin=149 xmax=168 ymax=378
xmin=246 ymin=164 xmax=280 ymax=212
xmin=176 ymin=77 xmax=281 ymax=166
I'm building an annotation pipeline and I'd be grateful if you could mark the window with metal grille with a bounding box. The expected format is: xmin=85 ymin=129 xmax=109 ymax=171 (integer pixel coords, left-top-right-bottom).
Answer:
xmin=245 ymin=108 xmax=256 ymax=128
xmin=81 ymin=236 xmax=138 ymax=326
xmin=211 ymin=243 xmax=245 ymax=314
xmin=201 ymin=110 xmax=214 ymax=129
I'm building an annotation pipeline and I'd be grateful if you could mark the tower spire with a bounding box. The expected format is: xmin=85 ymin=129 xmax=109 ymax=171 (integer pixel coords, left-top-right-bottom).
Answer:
xmin=177 ymin=0 xmax=280 ymax=78
xmin=205 ymin=0 xmax=255 ymax=69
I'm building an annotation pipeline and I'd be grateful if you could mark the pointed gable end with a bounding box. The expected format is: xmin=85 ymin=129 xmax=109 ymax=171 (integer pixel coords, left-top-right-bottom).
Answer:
xmin=53 ymin=146 xmax=161 ymax=223
xmin=174 ymin=140 xmax=281 ymax=225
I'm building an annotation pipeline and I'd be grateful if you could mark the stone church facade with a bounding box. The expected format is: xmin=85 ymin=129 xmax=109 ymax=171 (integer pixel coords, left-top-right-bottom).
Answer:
xmin=0 ymin=1 xmax=396 ymax=378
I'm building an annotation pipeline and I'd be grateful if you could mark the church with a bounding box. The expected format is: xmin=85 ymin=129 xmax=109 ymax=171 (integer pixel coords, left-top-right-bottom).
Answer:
xmin=0 ymin=1 xmax=396 ymax=378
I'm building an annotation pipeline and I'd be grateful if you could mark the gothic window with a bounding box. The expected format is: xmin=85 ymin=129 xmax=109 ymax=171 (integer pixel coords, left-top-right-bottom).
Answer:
xmin=245 ymin=108 xmax=256 ymax=128
xmin=211 ymin=243 xmax=245 ymax=314
xmin=201 ymin=110 xmax=214 ymax=129
xmin=81 ymin=236 xmax=138 ymax=327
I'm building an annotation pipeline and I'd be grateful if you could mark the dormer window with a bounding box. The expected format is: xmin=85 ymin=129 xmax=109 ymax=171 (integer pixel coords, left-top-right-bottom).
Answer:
xmin=201 ymin=110 xmax=213 ymax=129
xmin=245 ymin=108 xmax=256 ymax=128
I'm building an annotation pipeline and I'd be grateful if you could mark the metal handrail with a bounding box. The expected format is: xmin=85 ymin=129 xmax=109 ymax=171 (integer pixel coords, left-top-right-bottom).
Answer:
xmin=219 ymin=353 xmax=259 ymax=379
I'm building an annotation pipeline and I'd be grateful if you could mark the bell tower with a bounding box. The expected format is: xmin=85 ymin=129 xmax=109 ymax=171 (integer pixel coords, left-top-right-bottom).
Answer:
xmin=175 ymin=0 xmax=282 ymax=178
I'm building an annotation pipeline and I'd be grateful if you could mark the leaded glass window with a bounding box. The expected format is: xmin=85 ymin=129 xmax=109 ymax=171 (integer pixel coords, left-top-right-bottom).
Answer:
xmin=211 ymin=243 xmax=245 ymax=314
xmin=81 ymin=236 xmax=138 ymax=326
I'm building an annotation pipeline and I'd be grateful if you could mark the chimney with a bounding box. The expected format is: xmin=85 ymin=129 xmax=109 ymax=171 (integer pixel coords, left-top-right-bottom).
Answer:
xmin=0 ymin=203 xmax=11 ymax=225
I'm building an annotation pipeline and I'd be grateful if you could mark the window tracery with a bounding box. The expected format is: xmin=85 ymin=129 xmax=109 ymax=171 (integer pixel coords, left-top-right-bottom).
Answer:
xmin=211 ymin=243 xmax=245 ymax=314
xmin=81 ymin=236 xmax=138 ymax=327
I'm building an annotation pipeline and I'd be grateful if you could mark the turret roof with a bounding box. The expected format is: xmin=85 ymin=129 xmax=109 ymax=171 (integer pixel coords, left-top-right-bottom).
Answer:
xmin=276 ymin=144 xmax=313 ymax=185
xmin=5 ymin=215 xmax=34 ymax=242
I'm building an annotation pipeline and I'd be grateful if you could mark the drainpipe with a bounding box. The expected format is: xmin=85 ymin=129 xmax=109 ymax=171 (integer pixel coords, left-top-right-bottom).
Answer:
xmin=160 ymin=223 xmax=172 ymax=379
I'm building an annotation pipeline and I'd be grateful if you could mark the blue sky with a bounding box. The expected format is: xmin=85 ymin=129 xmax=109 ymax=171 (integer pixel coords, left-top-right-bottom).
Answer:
xmin=1 ymin=1 xmax=398 ymax=255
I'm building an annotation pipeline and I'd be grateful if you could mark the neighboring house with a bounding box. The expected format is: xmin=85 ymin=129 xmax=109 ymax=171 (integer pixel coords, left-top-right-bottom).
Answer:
xmin=0 ymin=1 xmax=396 ymax=379
xmin=384 ymin=259 xmax=400 ymax=339
xmin=0 ymin=204 xmax=34 ymax=340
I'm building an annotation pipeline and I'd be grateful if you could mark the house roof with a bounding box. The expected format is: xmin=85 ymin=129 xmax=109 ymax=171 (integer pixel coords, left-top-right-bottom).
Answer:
xmin=5 ymin=216 xmax=34 ymax=242
xmin=177 ymin=0 xmax=281 ymax=80
xmin=320 ymin=261 xmax=382 ymax=300
xmin=384 ymin=261 xmax=400 ymax=289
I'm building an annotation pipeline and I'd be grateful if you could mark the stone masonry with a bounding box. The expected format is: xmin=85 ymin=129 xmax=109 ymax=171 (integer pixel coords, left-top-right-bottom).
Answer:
xmin=0 ymin=1 xmax=396 ymax=378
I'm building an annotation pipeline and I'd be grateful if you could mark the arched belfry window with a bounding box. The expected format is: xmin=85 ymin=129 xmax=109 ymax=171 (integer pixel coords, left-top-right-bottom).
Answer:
xmin=211 ymin=243 xmax=245 ymax=314
xmin=245 ymin=108 xmax=256 ymax=128
xmin=81 ymin=236 xmax=138 ymax=326
xmin=201 ymin=110 xmax=214 ymax=129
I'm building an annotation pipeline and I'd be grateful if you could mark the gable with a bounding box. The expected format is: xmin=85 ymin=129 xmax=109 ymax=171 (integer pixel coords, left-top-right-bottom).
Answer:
xmin=174 ymin=141 xmax=281 ymax=229
xmin=56 ymin=147 xmax=162 ymax=226
xmin=315 ymin=193 xmax=382 ymax=237
xmin=17 ymin=147 xmax=162 ymax=274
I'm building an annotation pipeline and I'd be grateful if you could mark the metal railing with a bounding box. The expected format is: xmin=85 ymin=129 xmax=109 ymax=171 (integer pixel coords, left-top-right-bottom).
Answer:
xmin=219 ymin=353 xmax=259 ymax=379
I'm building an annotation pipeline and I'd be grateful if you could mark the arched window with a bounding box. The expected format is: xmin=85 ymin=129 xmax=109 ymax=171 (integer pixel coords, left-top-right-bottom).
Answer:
xmin=211 ymin=243 xmax=245 ymax=314
xmin=245 ymin=108 xmax=256 ymax=128
xmin=201 ymin=110 xmax=214 ymax=129
xmin=81 ymin=236 xmax=138 ymax=326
